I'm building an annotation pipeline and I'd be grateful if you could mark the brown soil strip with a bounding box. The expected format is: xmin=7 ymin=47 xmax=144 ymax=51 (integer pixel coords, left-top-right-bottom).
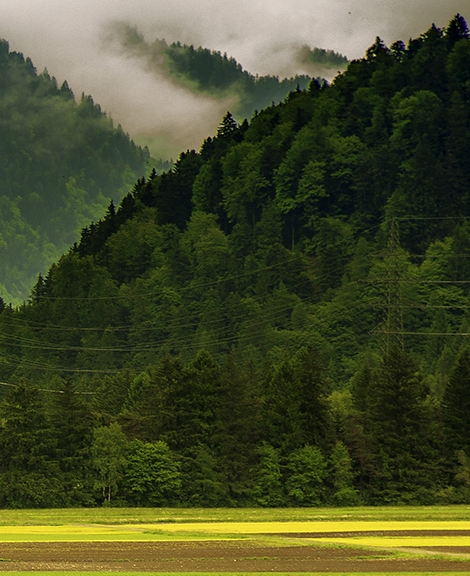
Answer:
xmin=0 ymin=541 xmax=469 ymax=572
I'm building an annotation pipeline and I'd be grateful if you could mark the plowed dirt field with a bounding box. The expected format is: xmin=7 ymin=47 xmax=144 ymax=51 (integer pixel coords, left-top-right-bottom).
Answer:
xmin=0 ymin=530 xmax=469 ymax=572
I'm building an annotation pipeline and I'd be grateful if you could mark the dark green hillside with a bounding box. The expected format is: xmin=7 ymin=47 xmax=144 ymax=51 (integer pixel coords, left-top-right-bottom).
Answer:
xmin=0 ymin=40 xmax=151 ymax=303
xmin=113 ymin=24 xmax=345 ymax=120
xmin=1 ymin=15 xmax=470 ymax=507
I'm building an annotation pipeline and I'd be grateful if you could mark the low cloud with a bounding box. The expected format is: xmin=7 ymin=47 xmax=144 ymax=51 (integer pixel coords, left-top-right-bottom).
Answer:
xmin=0 ymin=0 xmax=467 ymax=158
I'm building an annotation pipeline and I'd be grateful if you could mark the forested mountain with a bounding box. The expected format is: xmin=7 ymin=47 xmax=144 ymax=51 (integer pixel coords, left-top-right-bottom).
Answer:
xmin=1 ymin=15 xmax=470 ymax=508
xmin=0 ymin=40 xmax=152 ymax=303
xmin=112 ymin=24 xmax=347 ymax=120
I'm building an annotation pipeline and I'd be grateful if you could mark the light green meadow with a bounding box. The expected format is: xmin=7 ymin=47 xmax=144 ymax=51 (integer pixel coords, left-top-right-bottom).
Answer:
xmin=1 ymin=519 xmax=470 ymax=543
xmin=306 ymin=534 xmax=470 ymax=547
xmin=0 ymin=505 xmax=469 ymax=526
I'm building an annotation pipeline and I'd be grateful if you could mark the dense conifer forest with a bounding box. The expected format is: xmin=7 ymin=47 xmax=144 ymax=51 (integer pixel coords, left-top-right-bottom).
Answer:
xmin=1 ymin=15 xmax=470 ymax=508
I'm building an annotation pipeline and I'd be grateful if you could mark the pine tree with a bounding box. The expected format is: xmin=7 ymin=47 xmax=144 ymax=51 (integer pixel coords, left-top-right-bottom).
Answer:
xmin=217 ymin=112 xmax=238 ymax=138
xmin=445 ymin=14 xmax=469 ymax=48
xmin=0 ymin=382 xmax=64 ymax=507
xmin=368 ymin=347 xmax=439 ymax=503
xmin=213 ymin=356 xmax=258 ymax=503
xmin=442 ymin=348 xmax=470 ymax=457
xmin=52 ymin=379 xmax=95 ymax=505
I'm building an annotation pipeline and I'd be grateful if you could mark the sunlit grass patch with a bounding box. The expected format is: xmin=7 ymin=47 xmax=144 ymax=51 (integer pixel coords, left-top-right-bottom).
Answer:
xmin=306 ymin=535 xmax=470 ymax=548
xmin=0 ymin=525 xmax=230 ymax=542
xmin=1 ymin=505 xmax=470 ymax=526
xmin=1 ymin=519 xmax=470 ymax=542
xmin=136 ymin=519 xmax=470 ymax=534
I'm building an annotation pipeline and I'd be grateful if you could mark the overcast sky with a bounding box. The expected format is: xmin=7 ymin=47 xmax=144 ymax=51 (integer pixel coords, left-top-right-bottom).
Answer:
xmin=0 ymin=0 xmax=467 ymax=158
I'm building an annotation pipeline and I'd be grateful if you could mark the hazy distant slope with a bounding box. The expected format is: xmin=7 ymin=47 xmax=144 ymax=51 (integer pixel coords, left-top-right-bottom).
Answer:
xmin=0 ymin=40 xmax=152 ymax=302
xmin=296 ymin=45 xmax=349 ymax=74
xmin=109 ymin=23 xmax=348 ymax=121
xmin=163 ymin=41 xmax=312 ymax=118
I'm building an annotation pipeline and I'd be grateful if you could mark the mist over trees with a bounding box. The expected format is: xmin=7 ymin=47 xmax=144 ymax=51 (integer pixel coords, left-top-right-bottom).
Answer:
xmin=0 ymin=40 xmax=151 ymax=303
xmin=109 ymin=23 xmax=347 ymax=121
xmin=1 ymin=15 xmax=470 ymax=507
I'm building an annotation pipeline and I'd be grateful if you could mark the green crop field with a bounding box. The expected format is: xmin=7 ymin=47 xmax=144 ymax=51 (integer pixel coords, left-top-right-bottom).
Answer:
xmin=0 ymin=504 xmax=469 ymax=526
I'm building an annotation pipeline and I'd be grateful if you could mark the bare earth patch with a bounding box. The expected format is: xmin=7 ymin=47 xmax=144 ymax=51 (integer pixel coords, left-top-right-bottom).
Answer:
xmin=0 ymin=537 xmax=469 ymax=572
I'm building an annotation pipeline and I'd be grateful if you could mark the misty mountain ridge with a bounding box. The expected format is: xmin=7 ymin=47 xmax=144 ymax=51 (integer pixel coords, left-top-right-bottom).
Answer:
xmin=106 ymin=22 xmax=348 ymax=121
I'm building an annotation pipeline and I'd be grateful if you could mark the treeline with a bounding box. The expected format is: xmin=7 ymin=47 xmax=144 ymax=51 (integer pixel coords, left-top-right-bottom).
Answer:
xmin=0 ymin=350 xmax=346 ymax=507
xmin=0 ymin=40 xmax=151 ymax=303
xmin=1 ymin=344 xmax=470 ymax=507
xmin=1 ymin=15 xmax=470 ymax=507
xmin=165 ymin=42 xmax=313 ymax=119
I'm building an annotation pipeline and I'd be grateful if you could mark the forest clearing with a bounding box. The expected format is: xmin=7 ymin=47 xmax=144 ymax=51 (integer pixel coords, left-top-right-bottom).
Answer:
xmin=0 ymin=506 xmax=469 ymax=573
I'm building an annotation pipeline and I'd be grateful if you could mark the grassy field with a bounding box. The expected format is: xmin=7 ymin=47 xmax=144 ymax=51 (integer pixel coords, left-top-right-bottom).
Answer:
xmin=0 ymin=504 xmax=469 ymax=525
xmin=0 ymin=505 xmax=469 ymax=544
xmin=0 ymin=507 xmax=469 ymax=545
xmin=2 ymin=519 xmax=470 ymax=543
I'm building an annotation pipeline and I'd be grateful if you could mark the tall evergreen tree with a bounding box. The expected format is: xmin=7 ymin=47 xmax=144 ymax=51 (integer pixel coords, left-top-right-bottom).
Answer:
xmin=367 ymin=347 xmax=439 ymax=503
xmin=0 ymin=382 xmax=64 ymax=507
xmin=442 ymin=348 xmax=470 ymax=459
xmin=52 ymin=379 xmax=95 ymax=505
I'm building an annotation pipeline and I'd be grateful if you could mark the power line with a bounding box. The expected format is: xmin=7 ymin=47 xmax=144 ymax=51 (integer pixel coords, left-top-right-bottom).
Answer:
xmin=2 ymin=216 xmax=470 ymax=372
xmin=396 ymin=216 xmax=470 ymax=221
xmin=364 ymin=303 xmax=470 ymax=309
xmin=0 ymin=381 xmax=94 ymax=394
xmin=360 ymin=280 xmax=470 ymax=284
xmin=0 ymin=275 xmax=376 ymax=355
xmin=34 ymin=254 xmax=304 ymax=301
xmin=382 ymin=331 xmax=470 ymax=337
